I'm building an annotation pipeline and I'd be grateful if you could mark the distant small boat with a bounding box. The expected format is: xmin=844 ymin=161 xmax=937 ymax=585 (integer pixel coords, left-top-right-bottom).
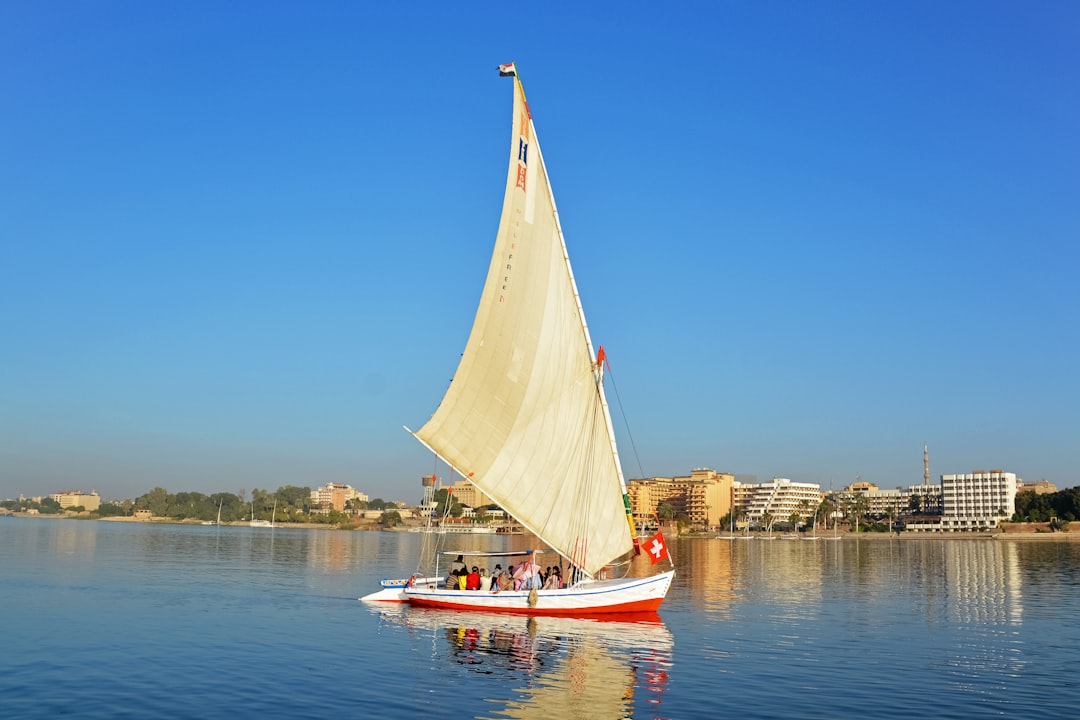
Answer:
xmin=250 ymin=499 xmax=276 ymax=528
xmin=202 ymin=498 xmax=224 ymax=525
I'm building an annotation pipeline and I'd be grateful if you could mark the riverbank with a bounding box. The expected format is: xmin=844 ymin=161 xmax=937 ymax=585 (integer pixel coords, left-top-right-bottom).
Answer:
xmin=699 ymin=520 xmax=1080 ymax=541
xmin=7 ymin=513 xmax=381 ymax=530
xmin=10 ymin=513 xmax=1079 ymax=539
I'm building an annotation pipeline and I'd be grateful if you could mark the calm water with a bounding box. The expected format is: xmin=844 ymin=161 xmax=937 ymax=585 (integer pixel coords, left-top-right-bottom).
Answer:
xmin=2 ymin=519 xmax=1079 ymax=719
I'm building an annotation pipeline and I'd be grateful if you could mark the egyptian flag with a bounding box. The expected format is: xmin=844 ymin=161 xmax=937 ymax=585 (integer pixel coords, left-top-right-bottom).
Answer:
xmin=645 ymin=529 xmax=669 ymax=564
xmin=498 ymin=63 xmax=517 ymax=77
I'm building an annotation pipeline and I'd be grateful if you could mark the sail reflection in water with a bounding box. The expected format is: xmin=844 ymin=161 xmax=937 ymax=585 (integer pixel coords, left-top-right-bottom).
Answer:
xmin=373 ymin=606 xmax=673 ymax=719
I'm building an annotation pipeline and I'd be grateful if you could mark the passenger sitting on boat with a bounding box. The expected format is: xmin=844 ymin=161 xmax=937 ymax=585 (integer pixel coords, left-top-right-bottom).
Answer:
xmin=479 ymin=568 xmax=492 ymax=592
xmin=543 ymin=566 xmax=562 ymax=589
xmin=446 ymin=570 xmax=459 ymax=589
xmin=517 ymin=560 xmax=542 ymax=590
xmin=457 ymin=569 xmax=468 ymax=590
xmin=511 ymin=560 xmax=527 ymax=590
xmin=466 ymin=566 xmax=481 ymax=591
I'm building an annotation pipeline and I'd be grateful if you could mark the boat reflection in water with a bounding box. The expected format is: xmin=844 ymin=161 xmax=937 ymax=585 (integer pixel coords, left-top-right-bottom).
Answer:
xmin=372 ymin=605 xmax=673 ymax=719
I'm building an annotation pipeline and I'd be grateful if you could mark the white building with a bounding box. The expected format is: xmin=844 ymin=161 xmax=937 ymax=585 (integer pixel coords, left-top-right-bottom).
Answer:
xmin=908 ymin=470 xmax=1019 ymax=532
xmin=737 ymin=478 xmax=822 ymax=530
xmin=939 ymin=470 xmax=1018 ymax=530
xmin=905 ymin=484 xmax=943 ymax=514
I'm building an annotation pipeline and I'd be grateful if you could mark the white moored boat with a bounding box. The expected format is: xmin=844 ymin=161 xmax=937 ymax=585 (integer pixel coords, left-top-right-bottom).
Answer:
xmin=362 ymin=64 xmax=674 ymax=615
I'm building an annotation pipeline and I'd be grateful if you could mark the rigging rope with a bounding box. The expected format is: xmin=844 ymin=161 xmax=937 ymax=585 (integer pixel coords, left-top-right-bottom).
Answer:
xmin=604 ymin=362 xmax=645 ymax=481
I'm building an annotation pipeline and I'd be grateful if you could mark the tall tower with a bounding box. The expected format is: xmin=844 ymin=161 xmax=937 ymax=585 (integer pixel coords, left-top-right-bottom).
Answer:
xmin=421 ymin=474 xmax=437 ymax=507
xmin=924 ymin=444 xmax=930 ymax=487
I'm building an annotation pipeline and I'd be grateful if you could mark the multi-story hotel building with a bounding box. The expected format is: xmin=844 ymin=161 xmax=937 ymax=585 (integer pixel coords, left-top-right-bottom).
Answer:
xmin=310 ymin=482 xmax=368 ymax=512
xmin=738 ymin=478 xmax=822 ymax=530
xmin=940 ymin=470 xmax=1018 ymax=530
xmin=627 ymin=469 xmax=734 ymax=529
xmin=839 ymin=481 xmax=905 ymax=518
xmin=906 ymin=470 xmax=1018 ymax=532
xmin=905 ymin=483 xmax=944 ymax=514
xmin=446 ymin=479 xmax=495 ymax=511
xmin=49 ymin=491 xmax=101 ymax=512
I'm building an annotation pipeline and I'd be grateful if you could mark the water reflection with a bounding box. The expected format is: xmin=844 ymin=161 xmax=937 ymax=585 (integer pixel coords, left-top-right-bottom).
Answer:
xmin=675 ymin=537 xmax=1030 ymax=627
xmin=946 ymin=540 xmax=1022 ymax=626
xmin=374 ymin=606 xmax=673 ymax=720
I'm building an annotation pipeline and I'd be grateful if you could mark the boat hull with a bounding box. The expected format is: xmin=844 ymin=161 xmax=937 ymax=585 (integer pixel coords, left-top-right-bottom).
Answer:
xmin=402 ymin=570 xmax=675 ymax=615
xmin=359 ymin=576 xmax=442 ymax=603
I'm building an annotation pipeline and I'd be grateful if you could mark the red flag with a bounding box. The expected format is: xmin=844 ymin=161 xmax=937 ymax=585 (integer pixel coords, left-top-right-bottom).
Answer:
xmin=644 ymin=530 xmax=669 ymax=564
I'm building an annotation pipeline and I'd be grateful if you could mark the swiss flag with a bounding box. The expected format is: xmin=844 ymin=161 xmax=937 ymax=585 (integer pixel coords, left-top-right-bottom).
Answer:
xmin=645 ymin=530 xmax=669 ymax=564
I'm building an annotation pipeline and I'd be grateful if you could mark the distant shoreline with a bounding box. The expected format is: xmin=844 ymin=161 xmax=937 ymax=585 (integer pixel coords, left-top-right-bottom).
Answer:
xmin=6 ymin=513 xmax=375 ymax=531
xmin=8 ymin=512 xmax=1079 ymax=540
xmin=702 ymin=525 xmax=1080 ymax=541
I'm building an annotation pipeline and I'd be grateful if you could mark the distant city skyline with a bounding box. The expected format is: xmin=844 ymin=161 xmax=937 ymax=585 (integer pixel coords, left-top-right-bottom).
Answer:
xmin=2 ymin=3 xmax=1077 ymax=502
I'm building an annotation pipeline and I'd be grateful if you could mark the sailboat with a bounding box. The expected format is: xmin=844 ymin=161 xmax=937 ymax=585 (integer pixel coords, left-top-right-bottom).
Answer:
xmin=368 ymin=64 xmax=674 ymax=614
xmin=250 ymin=499 xmax=275 ymax=528
xmin=201 ymin=498 xmax=224 ymax=526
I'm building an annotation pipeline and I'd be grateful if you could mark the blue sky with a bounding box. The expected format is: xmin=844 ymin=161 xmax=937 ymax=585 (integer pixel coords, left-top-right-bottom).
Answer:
xmin=2 ymin=2 xmax=1078 ymax=503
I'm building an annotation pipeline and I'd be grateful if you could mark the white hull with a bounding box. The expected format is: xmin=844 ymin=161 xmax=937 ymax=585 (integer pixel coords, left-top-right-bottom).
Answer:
xmin=359 ymin=576 xmax=442 ymax=603
xmin=401 ymin=570 xmax=675 ymax=616
xmin=407 ymin=526 xmax=497 ymax=534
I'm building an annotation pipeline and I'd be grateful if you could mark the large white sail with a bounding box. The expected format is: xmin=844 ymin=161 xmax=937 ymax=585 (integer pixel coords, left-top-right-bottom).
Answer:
xmin=414 ymin=69 xmax=634 ymax=577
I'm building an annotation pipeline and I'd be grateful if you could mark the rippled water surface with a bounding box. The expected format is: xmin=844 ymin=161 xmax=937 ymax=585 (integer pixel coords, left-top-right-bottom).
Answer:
xmin=3 ymin=519 xmax=1079 ymax=719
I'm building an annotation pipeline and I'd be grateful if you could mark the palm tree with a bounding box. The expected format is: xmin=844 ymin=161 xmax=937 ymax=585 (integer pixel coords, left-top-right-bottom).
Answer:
xmin=816 ymin=498 xmax=836 ymax=534
xmin=852 ymin=494 xmax=870 ymax=533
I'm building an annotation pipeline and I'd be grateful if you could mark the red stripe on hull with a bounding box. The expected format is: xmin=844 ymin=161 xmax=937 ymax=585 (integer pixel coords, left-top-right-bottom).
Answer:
xmin=405 ymin=596 xmax=664 ymax=616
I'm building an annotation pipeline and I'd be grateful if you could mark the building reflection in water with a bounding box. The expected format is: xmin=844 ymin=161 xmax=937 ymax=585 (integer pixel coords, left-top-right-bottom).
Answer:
xmin=945 ymin=540 xmax=1022 ymax=626
xmin=374 ymin=606 xmax=673 ymax=720
xmin=668 ymin=536 xmax=740 ymax=618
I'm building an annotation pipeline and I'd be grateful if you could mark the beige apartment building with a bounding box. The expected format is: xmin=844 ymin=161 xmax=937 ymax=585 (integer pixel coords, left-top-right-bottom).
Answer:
xmin=50 ymin=491 xmax=101 ymax=512
xmin=1018 ymin=480 xmax=1057 ymax=495
xmin=447 ymin=479 xmax=495 ymax=510
xmin=628 ymin=469 xmax=734 ymax=530
xmin=839 ymin=481 xmax=905 ymax=518
xmin=310 ymin=482 xmax=368 ymax=512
